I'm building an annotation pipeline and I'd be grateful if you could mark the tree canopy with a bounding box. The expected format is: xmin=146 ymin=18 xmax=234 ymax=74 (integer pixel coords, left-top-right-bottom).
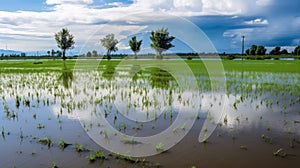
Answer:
xmin=55 ymin=28 xmax=75 ymax=60
xmin=100 ymin=34 xmax=118 ymax=60
xmin=150 ymin=28 xmax=175 ymax=59
xmin=294 ymin=46 xmax=300 ymax=56
xmin=129 ymin=36 xmax=142 ymax=59
xmin=270 ymin=46 xmax=281 ymax=55
xmin=246 ymin=45 xmax=266 ymax=55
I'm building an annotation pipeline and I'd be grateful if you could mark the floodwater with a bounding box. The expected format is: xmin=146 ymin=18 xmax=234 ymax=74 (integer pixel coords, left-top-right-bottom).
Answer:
xmin=0 ymin=61 xmax=299 ymax=167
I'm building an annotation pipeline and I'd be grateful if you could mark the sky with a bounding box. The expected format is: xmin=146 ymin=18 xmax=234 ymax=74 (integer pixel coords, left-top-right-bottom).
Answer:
xmin=0 ymin=0 xmax=299 ymax=55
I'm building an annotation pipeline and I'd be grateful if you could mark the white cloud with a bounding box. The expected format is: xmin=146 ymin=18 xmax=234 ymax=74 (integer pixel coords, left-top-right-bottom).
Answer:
xmin=0 ymin=0 xmax=296 ymax=53
xmin=46 ymin=0 xmax=93 ymax=5
xmin=245 ymin=18 xmax=269 ymax=25
xmin=256 ymin=0 xmax=271 ymax=6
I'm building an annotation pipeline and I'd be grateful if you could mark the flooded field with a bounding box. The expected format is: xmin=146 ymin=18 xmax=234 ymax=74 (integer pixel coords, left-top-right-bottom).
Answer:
xmin=0 ymin=60 xmax=299 ymax=168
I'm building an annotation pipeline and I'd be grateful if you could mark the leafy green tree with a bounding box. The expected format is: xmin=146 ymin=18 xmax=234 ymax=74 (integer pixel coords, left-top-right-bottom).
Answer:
xmin=57 ymin=50 xmax=62 ymax=57
xmin=150 ymin=28 xmax=175 ymax=59
xmin=100 ymin=34 xmax=118 ymax=60
xmin=86 ymin=51 xmax=92 ymax=57
xmin=246 ymin=49 xmax=250 ymax=55
xmin=129 ymin=36 xmax=142 ymax=59
xmin=51 ymin=49 xmax=56 ymax=57
xmin=55 ymin=28 xmax=75 ymax=60
xmin=249 ymin=45 xmax=257 ymax=55
xmin=256 ymin=45 xmax=267 ymax=55
xmin=294 ymin=46 xmax=300 ymax=56
xmin=270 ymin=46 xmax=281 ymax=55
xmin=280 ymin=49 xmax=288 ymax=55
xmin=92 ymin=50 xmax=98 ymax=57
xmin=47 ymin=51 xmax=51 ymax=56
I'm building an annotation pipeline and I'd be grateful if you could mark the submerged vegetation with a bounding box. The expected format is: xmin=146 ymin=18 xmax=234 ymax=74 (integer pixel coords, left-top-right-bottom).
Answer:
xmin=0 ymin=59 xmax=299 ymax=167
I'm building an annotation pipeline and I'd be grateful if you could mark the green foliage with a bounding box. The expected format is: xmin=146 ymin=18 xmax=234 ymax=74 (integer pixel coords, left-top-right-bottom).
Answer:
xmin=256 ymin=45 xmax=267 ymax=55
xmin=74 ymin=142 xmax=86 ymax=152
xmin=1 ymin=127 xmax=4 ymax=136
xmin=54 ymin=28 xmax=75 ymax=60
xmin=52 ymin=162 xmax=59 ymax=168
xmin=100 ymin=34 xmax=118 ymax=60
xmin=246 ymin=45 xmax=266 ymax=55
xmin=129 ymin=36 xmax=142 ymax=58
xmin=58 ymin=138 xmax=69 ymax=150
xmin=38 ymin=137 xmax=52 ymax=148
xmin=270 ymin=46 xmax=281 ymax=55
xmin=294 ymin=45 xmax=300 ymax=55
xmin=150 ymin=28 xmax=175 ymax=59
xmin=155 ymin=142 xmax=164 ymax=151
xmin=37 ymin=123 xmax=45 ymax=129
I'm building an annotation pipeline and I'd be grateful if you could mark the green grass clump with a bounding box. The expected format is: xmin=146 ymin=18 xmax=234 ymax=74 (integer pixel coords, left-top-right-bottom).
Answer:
xmin=273 ymin=148 xmax=287 ymax=158
xmin=58 ymin=138 xmax=69 ymax=150
xmin=261 ymin=134 xmax=272 ymax=144
xmin=155 ymin=143 xmax=164 ymax=151
xmin=37 ymin=123 xmax=45 ymax=129
xmin=52 ymin=162 xmax=58 ymax=168
xmin=74 ymin=143 xmax=87 ymax=152
xmin=38 ymin=137 xmax=52 ymax=148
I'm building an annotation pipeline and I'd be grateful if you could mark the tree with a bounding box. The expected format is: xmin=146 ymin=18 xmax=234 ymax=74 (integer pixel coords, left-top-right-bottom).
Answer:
xmin=86 ymin=51 xmax=92 ymax=57
xmin=246 ymin=49 xmax=250 ymax=55
xmin=92 ymin=50 xmax=98 ymax=57
xmin=249 ymin=45 xmax=257 ymax=55
xmin=55 ymin=28 xmax=75 ymax=60
xmin=100 ymin=34 xmax=118 ymax=60
xmin=150 ymin=28 xmax=175 ymax=59
xmin=294 ymin=46 xmax=300 ymax=56
xmin=51 ymin=49 xmax=56 ymax=57
xmin=57 ymin=50 xmax=62 ymax=57
xmin=129 ymin=36 xmax=142 ymax=59
xmin=255 ymin=45 xmax=267 ymax=55
xmin=47 ymin=51 xmax=51 ymax=56
xmin=280 ymin=49 xmax=288 ymax=55
xmin=270 ymin=46 xmax=281 ymax=55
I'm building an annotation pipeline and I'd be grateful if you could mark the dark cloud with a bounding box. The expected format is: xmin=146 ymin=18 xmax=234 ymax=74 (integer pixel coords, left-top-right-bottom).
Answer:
xmin=187 ymin=0 xmax=300 ymax=53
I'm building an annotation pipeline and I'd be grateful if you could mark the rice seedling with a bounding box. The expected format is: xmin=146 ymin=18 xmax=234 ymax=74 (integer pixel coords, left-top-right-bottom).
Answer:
xmin=240 ymin=146 xmax=248 ymax=150
xmin=261 ymin=134 xmax=272 ymax=144
xmin=273 ymin=148 xmax=287 ymax=158
xmin=155 ymin=143 xmax=164 ymax=151
xmin=52 ymin=162 xmax=59 ymax=168
xmin=74 ymin=142 xmax=87 ymax=152
xmin=289 ymin=138 xmax=295 ymax=148
xmin=58 ymin=138 xmax=69 ymax=150
xmin=37 ymin=123 xmax=45 ymax=129
xmin=224 ymin=115 xmax=228 ymax=124
xmin=33 ymin=112 xmax=36 ymax=119
xmin=38 ymin=137 xmax=52 ymax=148
xmin=19 ymin=129 xmax=23 ymax=139
xmin=92 ymin=150 xmax=107 ymax=160
xmin=88 ymin=153 xmax=96 ymax=162
xmin=287 ymin=128 xmax=292 ymax=134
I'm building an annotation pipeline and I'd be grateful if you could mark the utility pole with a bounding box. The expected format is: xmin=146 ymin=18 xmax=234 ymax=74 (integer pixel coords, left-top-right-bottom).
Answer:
xmin=241 ymin=35 xmax=245 ymax=60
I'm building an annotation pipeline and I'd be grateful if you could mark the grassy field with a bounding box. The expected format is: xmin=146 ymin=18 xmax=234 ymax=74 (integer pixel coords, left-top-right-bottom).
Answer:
xmin=0 ymin=59 xmax=299 ymax=73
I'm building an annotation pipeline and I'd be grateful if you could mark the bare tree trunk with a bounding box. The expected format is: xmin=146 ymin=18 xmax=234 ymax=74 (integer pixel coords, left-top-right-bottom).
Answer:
xmin=134 ymin=52 xmax=137 ymax=59
xmin=159 ymin=51 xmax=163 ymax=59
xmin=107 ymin=51 xmax=111 ymax=60
xmin=62 ymin=50 xmax=66 ymax=60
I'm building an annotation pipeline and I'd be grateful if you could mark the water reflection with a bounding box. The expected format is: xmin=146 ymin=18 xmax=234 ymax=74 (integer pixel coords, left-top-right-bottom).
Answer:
xmin=59 ymin=61 xmax=73 ymax=89
xmin=130 ymin=64 xmax=142 ymax=81
xmin=102 ymin=64 xmax=116 ymax=81
xmin=148 ymin=68 xmax=175 ymax=88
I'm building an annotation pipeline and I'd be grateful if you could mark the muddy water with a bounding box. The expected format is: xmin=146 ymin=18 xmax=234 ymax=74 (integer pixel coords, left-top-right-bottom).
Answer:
xmin=0 ymin=64 xmax=299 ymax=168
